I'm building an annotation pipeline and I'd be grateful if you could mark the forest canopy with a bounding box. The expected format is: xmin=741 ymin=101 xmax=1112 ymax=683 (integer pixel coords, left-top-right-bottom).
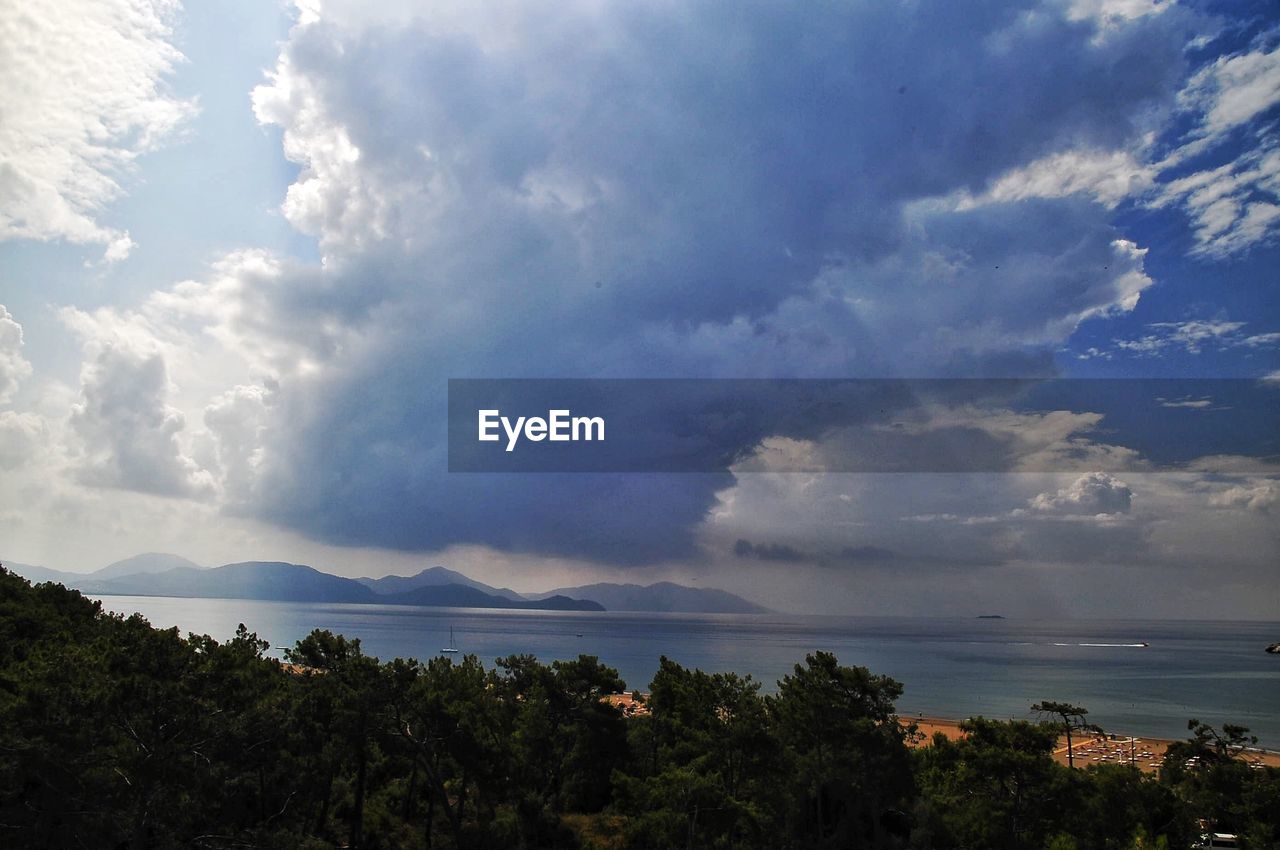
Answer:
xmin=1 ymin=566 xmax=1276 ymax=849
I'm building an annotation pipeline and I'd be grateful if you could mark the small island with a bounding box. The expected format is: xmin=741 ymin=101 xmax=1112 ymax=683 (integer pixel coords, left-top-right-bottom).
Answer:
xmin=977 ymin=614 xmax=1006 ymax=619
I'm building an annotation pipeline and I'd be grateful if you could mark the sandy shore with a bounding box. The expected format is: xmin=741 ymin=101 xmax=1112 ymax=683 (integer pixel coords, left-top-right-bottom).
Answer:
xmin=603 ymin=696 xmax=1278 ymax=774
xmin=904 ymin=715 xmax=1280 ymax=773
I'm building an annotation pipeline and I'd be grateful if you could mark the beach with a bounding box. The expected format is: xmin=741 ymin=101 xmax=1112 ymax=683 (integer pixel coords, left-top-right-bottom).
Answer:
xmin=604 ymin=697 xmax=1280 ymax=774
xmin=905 ymin=715 xmax=1280 ymax=773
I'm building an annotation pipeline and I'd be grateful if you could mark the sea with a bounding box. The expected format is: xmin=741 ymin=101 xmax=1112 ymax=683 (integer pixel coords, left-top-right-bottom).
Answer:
xmin=94 ymin=596 xmax=1280 ymax=748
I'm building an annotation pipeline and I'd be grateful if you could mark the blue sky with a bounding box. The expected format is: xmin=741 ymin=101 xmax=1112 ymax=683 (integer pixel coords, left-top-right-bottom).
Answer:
xmin=0 ymin=0 xmax=1277 ymax=616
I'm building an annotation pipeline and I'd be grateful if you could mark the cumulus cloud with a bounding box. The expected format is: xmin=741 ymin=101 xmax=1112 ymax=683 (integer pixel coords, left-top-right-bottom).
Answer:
xmin=707 ymin=469 xmax=1156 ymax=579
xmin=18 ymin=0 xmax=1274 ymax=570
xmin=64 ymin=312 xmax=213 ymax=498
xmin=202 ymin=383 xmax=274 ymax=503
xmin=0 ymin=411 xmax=43 ymax=470
xmin=0 ymin=305 xmax=32 ymax=404
xmin=1029 ymin=471 xmax=1133 ymax=515
xmin=732 ymin=401 xmax=1153 ymax=475
xmin=139 ymin=0 xmax=1207 ymax=561
xmin=146 ymin=249 xmax=368 ymax=380
xmin=1207 ymin=478 xmax=1279 ymax=514
xmin=0 ymin=0 xmax=193 ymax=260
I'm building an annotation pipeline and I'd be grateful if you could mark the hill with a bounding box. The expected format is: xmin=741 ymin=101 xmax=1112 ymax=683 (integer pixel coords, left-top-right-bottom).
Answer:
xmin=83 ymin=561 xmax=602 ymax=611
xmin=2 ymin=561 xmax=83 ymax=585
xmin=95 ymin=552 xmax=204 ymax=579
xmin=359 ymin=566 xmax=525 ymax=601
xmin=533 ymin=581 xmax=771 ymax=614
xmin=84 ymin=561 xmax=377 ymax=603
xmin=10 ymin=553 xmax=763 ymax=614
xmin=388 ymin=584 xmax=604 ymax=611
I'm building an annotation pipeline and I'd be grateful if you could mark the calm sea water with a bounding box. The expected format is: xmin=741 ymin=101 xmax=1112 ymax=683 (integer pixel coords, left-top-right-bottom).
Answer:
xmin=95 ymin=596 xmax=1280 ymax=748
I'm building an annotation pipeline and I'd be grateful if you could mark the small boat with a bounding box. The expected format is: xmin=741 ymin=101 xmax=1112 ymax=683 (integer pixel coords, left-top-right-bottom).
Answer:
xmin=441 ymin=627 xmax=460 ymax=654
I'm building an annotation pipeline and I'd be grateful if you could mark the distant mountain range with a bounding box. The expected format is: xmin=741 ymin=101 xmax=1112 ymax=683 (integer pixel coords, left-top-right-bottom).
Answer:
xmin=358 ymin=565 xmax=526 ymax=601
xmin=2 ymin=555 xmax=771 ymax=614
xmin=6 ymin=553 xmax=209 ymax=589
xmin=5 ymin=561 xmax=81 ymax=585
xmin=534 ymin=581 xmax=771 ymax=614
xmin=96 ymin=552 xmax=203 ymax=579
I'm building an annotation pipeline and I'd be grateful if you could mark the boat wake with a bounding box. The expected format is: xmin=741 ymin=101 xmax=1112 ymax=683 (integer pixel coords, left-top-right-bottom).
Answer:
xmin=1052 ymin=642 xmax=1148 ymax=648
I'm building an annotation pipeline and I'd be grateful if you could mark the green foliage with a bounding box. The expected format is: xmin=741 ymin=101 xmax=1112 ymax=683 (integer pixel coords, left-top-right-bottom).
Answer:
xmin=614 ymin=657 xmax=781 ymax=847
xmin=1 ymin=567 xmax=1278 ymax=849
xmin=769 ymin=651 xmax=914 ymax=847
xmin=912 ymin=717 xmax=1068 ymax=849
xmin=1162 ymin=719 xmax=1278 ymax=843
xmin=1030 ymin=700 xmax=1100 ymax=769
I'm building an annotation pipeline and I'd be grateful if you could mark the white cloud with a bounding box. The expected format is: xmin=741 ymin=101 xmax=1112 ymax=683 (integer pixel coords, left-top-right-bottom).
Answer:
xmin=1207 ymin=478 xmax=1279 ymax=513
xmin=952 ymin=35 xmax=1280 ymax=257
xmin=146 ymin=250 xmax=362 ymax=381
xmin=203 ymin=383 xmax=274 ymax=503
xmin=101 ymin=232 xmax=137 ymax=264
xmin=1105 ymin=317 xmax=1280 ymax=357
xmin=57 ymin=0 xmax=1180 ymax=561
xmin=0 ymin=410 xmax=44 ymax=470
xmin=0 ymin=0 xmax=193 ymax=259
xmin=960 ymin=148 xmax=1156 ymax=209
xmin=0 ymin=305 xmax=32 ymax=404
xmin=251 ymin=52 xmax=380 ymax=260
xmin=63 ymin=309 xmax=214 ymax=498
xmin=1179 ymin=44 xmax=1280 ymax=146
xmin=1143 ymin=40 xmax=1280 ymax=256
xmin=1158 ymin=396 xmax=1212 ymax=409
xmin=1065 ymin=0 xmax=1170 ymax=27
xmin=6 ymin=1 xmax=1272 ymax=583
xmin=1120 ymin=319 xmax=1244 ymax=353
xmin=1153 ymin=148 xmax=1280 ymax=257
xmin=1030 ymin=471 xmax=1133 ymax=514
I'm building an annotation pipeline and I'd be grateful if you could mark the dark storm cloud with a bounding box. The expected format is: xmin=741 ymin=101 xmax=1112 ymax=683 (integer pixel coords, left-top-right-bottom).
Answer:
xmin=228 ymin=0 xmax=1207 ymax=562
xmin=733 ymin=539 xmax=810 ymax=563
xmin=734 ymin=539 xmax=896 ymax=567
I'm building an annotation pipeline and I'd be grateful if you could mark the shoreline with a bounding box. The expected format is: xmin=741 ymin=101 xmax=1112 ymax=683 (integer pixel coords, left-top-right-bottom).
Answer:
xmin=905 ymin=715 xmax=1280 ymax=773
xmin=604 ymin=696 xmax=1280 ymax=772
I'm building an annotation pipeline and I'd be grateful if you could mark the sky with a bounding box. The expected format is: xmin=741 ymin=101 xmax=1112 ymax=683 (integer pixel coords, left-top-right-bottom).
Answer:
xmin=0 ymin=0 xmax=1277 ymax=617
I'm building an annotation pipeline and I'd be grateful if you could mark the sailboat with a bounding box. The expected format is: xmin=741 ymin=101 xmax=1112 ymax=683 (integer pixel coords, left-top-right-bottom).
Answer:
xmin=441 ymin=627 xmax=460 ymax=654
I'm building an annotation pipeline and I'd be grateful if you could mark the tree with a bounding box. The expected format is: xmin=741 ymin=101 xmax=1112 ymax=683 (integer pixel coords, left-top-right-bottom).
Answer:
xmin=386 ymin=653 xmax=508 ymax=847
xmin=769 ymin=651 xmax=914 ymax=848
xmin=1068 ymin=763 xmax=1193 ymax=849
xmin=913 ymin=718 xmax=1066 ymax=849
xmin=1161 ymin=720 xmax=1263 ymax=840
xmin=1031 ymin=701 xmax=1100 ymax=769
xmin=286 ymin=629 xmax=388 ymax=847
xmin=497 ymin=654 xmax=628 ymax=816
xmin=615 ymin=657 xmax=782 ymax=847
